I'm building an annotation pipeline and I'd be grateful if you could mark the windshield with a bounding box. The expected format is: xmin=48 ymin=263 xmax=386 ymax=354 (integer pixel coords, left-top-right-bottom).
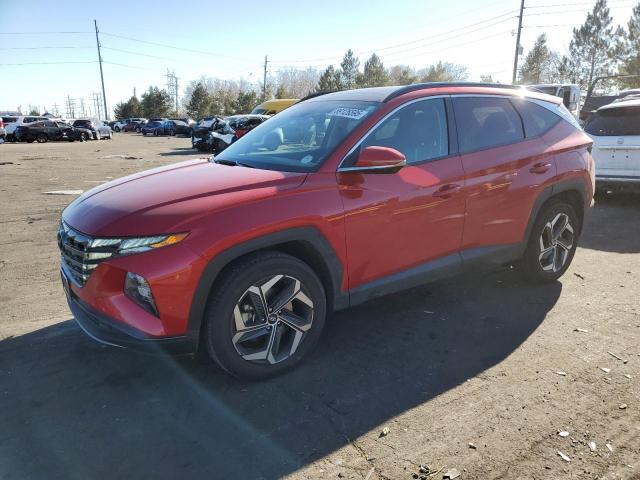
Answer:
xmin=73 ymin=120 xmax=91 ymax=127
xmin=148 ymin=121 xmax=162 ymax=127
xmin=584 ymin=108 xmax=640 ymax=136
xmin=216 ymin=100 xmax=378 ymax=172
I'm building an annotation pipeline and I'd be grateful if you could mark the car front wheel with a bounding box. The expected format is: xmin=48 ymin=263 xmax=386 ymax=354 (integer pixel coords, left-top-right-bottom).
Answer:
xmin=522 ymin=200 xmax=579 ymax=283
xmin=204 ymin=252 xmax=327 ymax=379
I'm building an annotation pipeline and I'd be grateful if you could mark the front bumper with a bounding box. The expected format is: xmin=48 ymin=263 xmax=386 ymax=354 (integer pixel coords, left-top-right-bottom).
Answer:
xmin=62 ymin=269 xmax=197 ymax=355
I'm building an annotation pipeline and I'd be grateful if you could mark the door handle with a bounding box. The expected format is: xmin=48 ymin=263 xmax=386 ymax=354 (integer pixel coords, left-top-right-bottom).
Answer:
xmin=433 ymin=183 xmax=461 ymax=198
xmin=530 ymin=162 xmax=552 ymax=174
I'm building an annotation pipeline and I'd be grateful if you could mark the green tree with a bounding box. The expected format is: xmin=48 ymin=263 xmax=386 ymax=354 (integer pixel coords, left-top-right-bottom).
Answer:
xmin=28 ymin=106 xmax=40 ymax=115
xmin=185 ymin=82 xmax=211 ymax=119
xmin=113 ymin=96 xmax=141 ymax=120
xmin=358 ymin=53 xmax=388 ymax=87
xmin=620 ymin=3 xmax=640 ymax=88
xmin=569 ymin=0 xmax=622 ymax=98
xmin=140 ymin=86 xmax=173 ymax=118
xmin=340 ymin=49 xmax=360 ymax=89
xmin=518 ymin=34 xmax=558 ymax=84
xmin=387 ymin=65 xmax=416 ymax=85
xmin=316 ymin=65 xmax=343 ymax=92
xmin=419 ymin=61 xmax=468 ymax=82
xmin=233 ymin=89 xmax=258 ymax=114
xmin=275 ymin=83 xmax=288 ymax=99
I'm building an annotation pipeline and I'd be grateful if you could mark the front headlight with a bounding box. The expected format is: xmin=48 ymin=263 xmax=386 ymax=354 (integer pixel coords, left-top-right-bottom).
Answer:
xmin=88 ymin=232 xmax=189 ymax=255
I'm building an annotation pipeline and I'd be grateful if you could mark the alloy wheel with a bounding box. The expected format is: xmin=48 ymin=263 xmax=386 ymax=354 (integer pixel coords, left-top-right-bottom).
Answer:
xmin=538 ymin=213 xmax=574 ymax=272
xmin=231 ymin=275 xmax=314 ymax=365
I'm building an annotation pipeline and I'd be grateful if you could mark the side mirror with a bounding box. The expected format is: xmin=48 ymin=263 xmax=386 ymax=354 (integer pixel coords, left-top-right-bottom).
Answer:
xmin=348 ymin=146 xmax=406 ymax=174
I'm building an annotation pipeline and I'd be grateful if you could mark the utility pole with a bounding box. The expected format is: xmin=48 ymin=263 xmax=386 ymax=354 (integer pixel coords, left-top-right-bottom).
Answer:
xmin=66 ymin=95 xmax=76 ymax=119
xmin=166 ymin=69 xmax=179 ymax=114
xmin=94 ymin=20 xmax=109 ymax=119
xmin=512 ymin=0 xmax=525 ymax=84
xmin=263 ymin=55 xmax=268 ymax=98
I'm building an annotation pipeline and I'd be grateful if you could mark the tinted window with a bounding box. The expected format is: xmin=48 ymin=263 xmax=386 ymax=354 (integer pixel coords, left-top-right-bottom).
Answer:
xmin=511 ymin=99 xmax=561 ymax=137
xmin=3 ymin=117 xmax=17 ymax=123
xmin=584 ymin=108 xmax=640 ymax=136
xmin=453 ymin=97 xmax=524 ymax=153
xmin=360 ymin=98 xmax=449 ymax=164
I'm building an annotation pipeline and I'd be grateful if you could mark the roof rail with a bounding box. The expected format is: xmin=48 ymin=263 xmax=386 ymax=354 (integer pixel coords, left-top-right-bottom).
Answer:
xmin=383 ymin=82 xmax=521 ymax=102
xmin=298 ymin=90 xmax=338 ymax=102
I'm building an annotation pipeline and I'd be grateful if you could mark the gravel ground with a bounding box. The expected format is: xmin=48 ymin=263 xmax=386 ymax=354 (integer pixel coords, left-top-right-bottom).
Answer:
xmin=0 ymin=134 xmax=638 ymax=480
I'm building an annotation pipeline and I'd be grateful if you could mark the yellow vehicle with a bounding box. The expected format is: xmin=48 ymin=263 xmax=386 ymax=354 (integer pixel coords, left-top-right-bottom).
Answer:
xmin=250 ymin=98 xmax=298 ymax=115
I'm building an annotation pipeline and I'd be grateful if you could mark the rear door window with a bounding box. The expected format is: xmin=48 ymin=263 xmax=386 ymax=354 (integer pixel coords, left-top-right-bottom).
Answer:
xmin=360 ymin=98 xmax=449 ymax=164
xmin=511 ymin=99 xmax=561 ymax=137
xmin=452 ymin=96 xmax=524 ymax=153
xmin=584 ymin=108 xmax=640 ymax=136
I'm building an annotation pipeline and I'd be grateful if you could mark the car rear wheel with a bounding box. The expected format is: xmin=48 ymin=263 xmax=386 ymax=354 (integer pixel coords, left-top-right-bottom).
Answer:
xmin=203 ymin=251 xmax=327 ymax=379
xmin=114 ymin=126 xmax=121 ymax=132
xmin=80 ymin=132 xmax=89 ymax=142
xmin=136 ymin=127 xmax=141 ymax=133
xmin=521 ymin=200 xmax=579 ymax=283
xmin=36 ymin=133 xmax=48 ymax=143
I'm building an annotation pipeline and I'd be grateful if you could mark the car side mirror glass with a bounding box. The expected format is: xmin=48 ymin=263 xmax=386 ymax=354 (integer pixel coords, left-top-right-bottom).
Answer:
xmin=350 ymin=146 xmax=406 ymax=174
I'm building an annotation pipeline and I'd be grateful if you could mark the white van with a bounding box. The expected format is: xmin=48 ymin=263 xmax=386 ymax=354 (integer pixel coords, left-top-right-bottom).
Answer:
xmin=584 ymin=98 xmax=640 ymax=191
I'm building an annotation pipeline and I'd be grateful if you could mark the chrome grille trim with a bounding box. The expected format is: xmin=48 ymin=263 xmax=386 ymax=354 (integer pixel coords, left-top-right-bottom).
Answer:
xmin=57 ymin=221 xmax=118 ymax=286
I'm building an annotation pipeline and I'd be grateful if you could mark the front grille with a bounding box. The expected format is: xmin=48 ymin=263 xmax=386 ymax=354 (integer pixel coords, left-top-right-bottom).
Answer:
xmin=57 ymin=222 xmax=118 ymax=286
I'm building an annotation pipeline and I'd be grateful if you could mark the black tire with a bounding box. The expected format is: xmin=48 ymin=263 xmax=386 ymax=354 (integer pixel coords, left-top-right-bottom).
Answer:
xmin=153 ymin=130 xmax=158 ymax=137
xmin=36 ymin=133 xmax=48 ymax=143
xmin=521 ymin=200 xmax=580 ymax=283
xmin=203 ymin=251 xmax=327 ymax=379
xmin=114 ymin=126 xmax=121 ymax=132
xmin=26 ymin=138 xmax=34 ymax=143
xmin=81 ymin=132 xmax=89 ymax=142
xmin=136 ymin=126 xmax=141 ymax=133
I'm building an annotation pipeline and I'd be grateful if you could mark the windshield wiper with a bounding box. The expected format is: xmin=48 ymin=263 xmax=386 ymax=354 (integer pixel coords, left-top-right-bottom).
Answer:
xmin=212 ymin=157 xmax=255 ymax=168
xmin=213 ymin=158 xmax=238 ymax=166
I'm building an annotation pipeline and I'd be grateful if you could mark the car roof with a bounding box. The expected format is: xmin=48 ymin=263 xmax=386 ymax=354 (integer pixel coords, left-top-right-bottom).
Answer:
xmin=303 ymin=82 xmax=558 ymax=104
xmin=599 ymin=98 xmax=640 ymax=111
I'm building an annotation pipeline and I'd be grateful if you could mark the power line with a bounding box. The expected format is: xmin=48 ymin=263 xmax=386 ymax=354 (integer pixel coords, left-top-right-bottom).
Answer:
xmin=0 ymin=46 xmax=93 ymax=50
xmin=0 ymin=60 xmax=97 ymax=66
xmin=271 ymin=10 xmax=518 ymax=65
xmin=0 ymin=31 xmax=91 ymax=35
xmin=101 ymin=46 xmax=181 ymax=62
xmin=100 ymin=31 xmax=255 ymax=62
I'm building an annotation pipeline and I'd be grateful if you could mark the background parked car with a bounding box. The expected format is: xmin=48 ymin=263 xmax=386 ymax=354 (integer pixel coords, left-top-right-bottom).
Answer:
xmin=72 ymin=119 xmax=112 ymax=140
xmin=14 ymin=120 xmax=93 ymax=143
xmin=3 ymin=115 xmax=50 ymax=141
xmin=191 ymin=117 xmax=222 ymax=149
xmin=585 ymin=98 xmax=640 ymax=192
xmin=203 ymin=114 xmax=269 ymax=154
xmin=159 ymin=119 xmax=192 ymax=136
xmin=0 ymin=118 xmax=5 ymax=141
xmin=123 ymin=119 xmax=147 ymax=133
xmin=141 ymin=120 xmax=163 ymax=136
xmin=250 ymin=98 xmax=298 ymax=115
xmin=113 ymin=117 xmax=147 ymax=132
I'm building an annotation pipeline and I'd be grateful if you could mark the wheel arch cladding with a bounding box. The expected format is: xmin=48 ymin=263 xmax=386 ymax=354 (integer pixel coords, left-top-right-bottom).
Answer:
xmin=525 ymin=179 xmax=587 ymax=245
xmin=186 ymin=227 xmax=347 ymax=345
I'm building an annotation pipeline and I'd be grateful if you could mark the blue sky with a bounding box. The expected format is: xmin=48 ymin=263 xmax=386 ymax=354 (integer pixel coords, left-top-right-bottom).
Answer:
xmin=0 ymin=0 xmax=635 ymax=117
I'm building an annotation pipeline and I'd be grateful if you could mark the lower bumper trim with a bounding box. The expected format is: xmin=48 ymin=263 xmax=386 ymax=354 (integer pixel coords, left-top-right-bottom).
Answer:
xmin=64 ymin=278 xmax=197 ymax=355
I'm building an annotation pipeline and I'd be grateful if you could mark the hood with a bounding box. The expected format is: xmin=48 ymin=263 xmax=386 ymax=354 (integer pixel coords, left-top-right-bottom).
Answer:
xmin=63 ymin=158 xmax=307 ymax=236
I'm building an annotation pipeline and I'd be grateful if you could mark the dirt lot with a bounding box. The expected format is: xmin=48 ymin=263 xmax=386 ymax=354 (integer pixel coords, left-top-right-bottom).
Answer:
xmin=0 ymin=134 xmax=639 ymax=480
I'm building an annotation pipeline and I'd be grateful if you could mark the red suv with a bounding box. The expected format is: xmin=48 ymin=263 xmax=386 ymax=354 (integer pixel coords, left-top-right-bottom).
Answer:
xmin=59 ymin=83 xmax=594 ymax=378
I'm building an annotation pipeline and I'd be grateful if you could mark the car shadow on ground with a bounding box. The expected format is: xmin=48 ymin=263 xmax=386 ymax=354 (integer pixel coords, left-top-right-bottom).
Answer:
xmin=159 ymin=147 xmax=203 ymax=156
xmin=0 ymin=268 xmax=561 ymax=479
xmin=579 ymin=192 xmax=640 ymax=253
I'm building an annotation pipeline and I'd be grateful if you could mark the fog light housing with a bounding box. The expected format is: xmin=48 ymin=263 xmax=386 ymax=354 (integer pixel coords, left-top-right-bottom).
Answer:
xmin=124 ymin=272 xmax=158 ymax=317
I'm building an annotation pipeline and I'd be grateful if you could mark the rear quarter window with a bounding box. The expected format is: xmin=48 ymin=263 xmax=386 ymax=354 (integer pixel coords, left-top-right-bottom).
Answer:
xmin=511 ymin=99 xmax=561 ymax=137
xmin=452 ymin=97 xmax=524 ymax=153
xmin=584 ymin=108 xmax=640 ymax=136
xmin=3 ymin=117 xmax=17 ymax=123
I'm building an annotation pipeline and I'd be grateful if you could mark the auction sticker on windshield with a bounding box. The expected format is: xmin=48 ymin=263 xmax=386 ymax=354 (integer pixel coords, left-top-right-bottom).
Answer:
xmin=328 ymin=107 xmax=370 ymax=120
